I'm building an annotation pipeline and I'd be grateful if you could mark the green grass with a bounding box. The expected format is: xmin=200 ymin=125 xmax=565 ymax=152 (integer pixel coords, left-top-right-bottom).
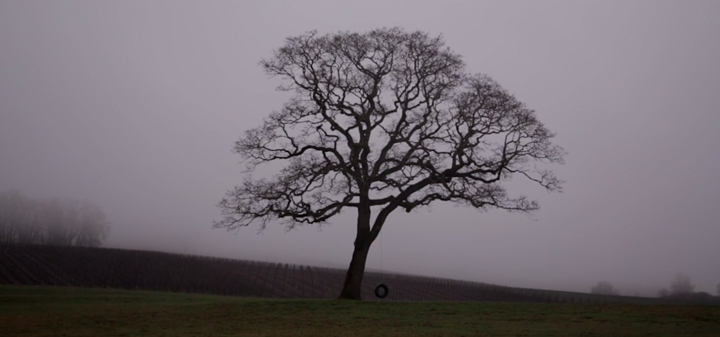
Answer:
xmin=1 ymin=285 xmax=719 ymax=336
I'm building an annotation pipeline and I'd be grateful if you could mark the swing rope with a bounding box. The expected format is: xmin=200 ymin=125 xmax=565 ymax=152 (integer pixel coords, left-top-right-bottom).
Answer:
xmin=374 ymin=230 xmax=389 ymax=299
xmin=379 ymin=230 xmax=383 ymax=272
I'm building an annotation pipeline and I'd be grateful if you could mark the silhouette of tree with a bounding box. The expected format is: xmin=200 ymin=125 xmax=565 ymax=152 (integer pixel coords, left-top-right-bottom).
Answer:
xmin=0 ymin=190 xmax=110 ymax=247
xmin=590 ymin=281 xmax=618 ymax=295
xmin=216 ymin=28 xmax=565 ymax=299
xmin=670 ymin=273 xmax=695 ymax=296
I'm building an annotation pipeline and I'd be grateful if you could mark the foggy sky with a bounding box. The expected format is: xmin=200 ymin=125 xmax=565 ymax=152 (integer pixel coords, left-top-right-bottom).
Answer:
xmin=1 ymin=0 xmax=719 ymax=296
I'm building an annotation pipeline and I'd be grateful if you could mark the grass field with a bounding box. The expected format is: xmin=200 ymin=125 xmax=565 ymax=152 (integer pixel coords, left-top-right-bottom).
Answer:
xmin=1 ymin=285 xmax=719 ymax=337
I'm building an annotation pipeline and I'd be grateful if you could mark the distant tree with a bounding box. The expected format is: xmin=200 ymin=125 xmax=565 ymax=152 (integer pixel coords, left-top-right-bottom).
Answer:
xmin=590 ymin=281 xmax=618 ymax=295
xmin=216 ymin=28 xmax=565 ymax=300
xmin=670 ymin=273 xmax=695 ymax=296
xmin=0 ymin=190 xmax=110 ymax=247
xmin=658 ymin=288 xmax=670 ymax=298
xmin=15 ymin=198 xmax=44 ymax=244
xmin=74 ymin=201 xmax=110 ymax=247
xmin=44 ymin=199 xmax=110 ymax=247
xmin=44 ymin=199 xmax=77 ymax=246
xmin=0 ymin=190 xmax=22 ymax=243
xmin=717 ymin=282 xmax=720 ymax=296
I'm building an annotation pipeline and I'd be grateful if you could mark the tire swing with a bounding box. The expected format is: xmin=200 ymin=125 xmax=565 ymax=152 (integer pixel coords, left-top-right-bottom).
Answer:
xmin=374 ymin=231 xmax=389 ymax=299
xmin=374 ymin=283 xmax=389 ymax=298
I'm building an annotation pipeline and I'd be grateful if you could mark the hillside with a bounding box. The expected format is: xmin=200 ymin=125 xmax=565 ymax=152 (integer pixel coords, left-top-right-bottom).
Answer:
xmin=0 ymin=244 xmax=704 ymax=304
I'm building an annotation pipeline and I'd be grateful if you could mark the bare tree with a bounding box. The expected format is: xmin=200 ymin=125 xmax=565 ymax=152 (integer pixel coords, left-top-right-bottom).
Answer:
xmin=590 ymin=281 xmax=619 ymax=295
xmin=0 ymin=190 xmax=22 ymax=243
xmin=716 ymin=282 xmax=720 ymax=296
xmin=74 ymin=200 xmax=110 ymax=247
xmin=670 ymin=273 xmax=695 ymax=296
xmin=0 ymin=190 xmax=110 ymax=247
xmin=15 ymin=198 xmax=44 ymax=244
xmin=44 ymin=199 xmax=110 ymax=247
xmin=44 ymin=199 xmax=78 ymax=246
xmin=216 ymin=28 xmax=565 ymax=300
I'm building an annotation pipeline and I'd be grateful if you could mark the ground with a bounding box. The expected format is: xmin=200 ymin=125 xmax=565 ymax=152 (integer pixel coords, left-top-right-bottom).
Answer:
xmin=1 ymin=285 xmax=719 ymax=336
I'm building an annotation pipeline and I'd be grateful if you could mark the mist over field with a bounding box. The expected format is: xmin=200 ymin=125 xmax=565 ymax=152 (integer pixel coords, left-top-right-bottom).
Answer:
xmin=1 ymin=0 xmax=719 ymax=297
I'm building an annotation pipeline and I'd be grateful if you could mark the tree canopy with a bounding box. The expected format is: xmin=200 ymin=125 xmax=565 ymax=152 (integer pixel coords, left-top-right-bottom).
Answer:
xmin=217 ymin=28 xmax=564 ymax=230
xmin=591 ymin=281 xmax=619 ymax=296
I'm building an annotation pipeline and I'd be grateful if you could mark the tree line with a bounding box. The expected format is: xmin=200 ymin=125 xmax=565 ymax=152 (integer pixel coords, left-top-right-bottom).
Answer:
xmin=0 ymin=190 xmax=110 ymax=247
xmin=592 ymin=274 xmax=720 ymax=299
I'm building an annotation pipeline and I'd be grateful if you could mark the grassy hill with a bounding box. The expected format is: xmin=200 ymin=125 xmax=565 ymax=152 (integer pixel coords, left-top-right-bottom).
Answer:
xmin=0 ymin=243 xmax=715 ymax=304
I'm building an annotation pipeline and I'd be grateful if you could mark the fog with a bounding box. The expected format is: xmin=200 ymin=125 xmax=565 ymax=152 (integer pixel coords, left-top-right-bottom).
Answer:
xmin=1 ymin=0 xmax=719 ymax=296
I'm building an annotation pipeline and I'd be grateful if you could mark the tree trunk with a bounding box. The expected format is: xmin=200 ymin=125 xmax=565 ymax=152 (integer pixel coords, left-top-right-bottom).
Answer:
xmin=338 ymin=203 xmax=373 ymax=300
xmin=338 ymin=239 xmax=370 ymax=300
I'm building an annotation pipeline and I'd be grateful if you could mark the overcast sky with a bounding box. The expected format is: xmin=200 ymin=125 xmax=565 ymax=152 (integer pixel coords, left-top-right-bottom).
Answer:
xmin=1 ymin=0 xmax=719 ymax=295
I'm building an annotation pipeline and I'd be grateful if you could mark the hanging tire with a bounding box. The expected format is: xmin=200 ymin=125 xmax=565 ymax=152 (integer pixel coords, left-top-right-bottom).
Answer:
xmin=374 ymin=284 xmax=389 ymax=299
